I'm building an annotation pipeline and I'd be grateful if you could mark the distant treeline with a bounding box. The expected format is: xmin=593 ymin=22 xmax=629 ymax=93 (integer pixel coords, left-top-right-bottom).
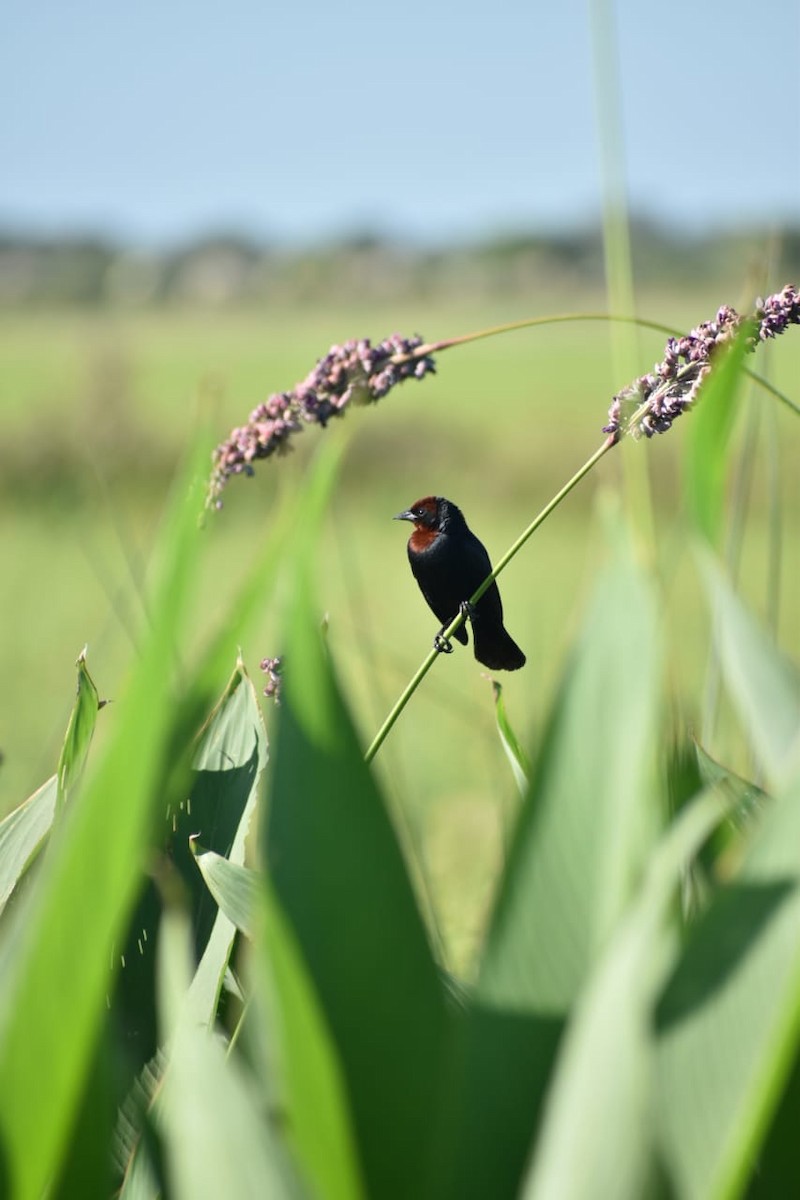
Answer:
xmin=1 ymin=220 xmax=798 ymax=307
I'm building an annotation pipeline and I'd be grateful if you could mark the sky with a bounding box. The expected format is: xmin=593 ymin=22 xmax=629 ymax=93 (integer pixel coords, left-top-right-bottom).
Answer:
xmin=3 ymin=0 xmax=799 ymax=246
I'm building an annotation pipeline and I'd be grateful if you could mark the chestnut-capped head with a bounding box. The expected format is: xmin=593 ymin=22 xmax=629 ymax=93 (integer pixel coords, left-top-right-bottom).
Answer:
xmin=393 ymin=495 xmax=465 ymax=534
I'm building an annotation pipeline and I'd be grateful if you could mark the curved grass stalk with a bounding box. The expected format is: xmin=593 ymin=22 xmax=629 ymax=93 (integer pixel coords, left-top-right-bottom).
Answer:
xmin=408 ymin=313 xmax=800 ymax=421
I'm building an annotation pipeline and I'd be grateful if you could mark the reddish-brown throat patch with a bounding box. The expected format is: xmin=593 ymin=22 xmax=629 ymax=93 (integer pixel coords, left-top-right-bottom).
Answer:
xmin=408 ymin=526 xmax=439 ymax=552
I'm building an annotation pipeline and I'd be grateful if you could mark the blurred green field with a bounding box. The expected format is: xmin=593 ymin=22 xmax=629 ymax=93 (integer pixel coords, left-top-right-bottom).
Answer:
xmin=2 ymin=288 xmax=798 ymax=964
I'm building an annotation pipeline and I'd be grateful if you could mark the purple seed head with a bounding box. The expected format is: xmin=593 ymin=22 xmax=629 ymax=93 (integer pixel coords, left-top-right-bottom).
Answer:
xmin=207 ymin=331 xmax=435 ymax=507
xmin=603 ymin=285 xmax=799 ymax=440
xmin=260 ymin=656 xmax=283 ymax=705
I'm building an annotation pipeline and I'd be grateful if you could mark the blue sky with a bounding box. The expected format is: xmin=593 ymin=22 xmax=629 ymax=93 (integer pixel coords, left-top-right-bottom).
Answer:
xmin=3 ymin=0 xmax=799 ymax=244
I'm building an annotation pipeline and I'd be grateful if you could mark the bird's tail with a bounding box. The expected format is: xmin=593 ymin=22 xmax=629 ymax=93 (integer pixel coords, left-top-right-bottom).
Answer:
xmin=472 ymin=622 xmax=526 ymax=671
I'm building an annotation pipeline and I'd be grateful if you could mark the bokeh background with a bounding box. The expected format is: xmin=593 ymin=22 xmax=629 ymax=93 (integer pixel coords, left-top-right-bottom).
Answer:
xmin=3 ymin=0 xmax=799 ymax=962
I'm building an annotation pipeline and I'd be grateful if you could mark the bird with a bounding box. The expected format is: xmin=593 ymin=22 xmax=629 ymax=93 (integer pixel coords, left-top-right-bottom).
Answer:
xmin=394 ymin=495 xmax=526 ymax=671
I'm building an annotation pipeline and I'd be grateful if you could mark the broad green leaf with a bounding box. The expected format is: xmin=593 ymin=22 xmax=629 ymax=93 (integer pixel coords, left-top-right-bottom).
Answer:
xmin=49 ymin=1021 xmax=117 ymax=1200
xmin=186 ymin=661 xmax=266 ymax=1016
xmin=156 ymin=904 xmax=299 ymax=1200
xmin=523 ymin=789 xmax=728 ymax=1200
xmin=116 ymin=660 xmax=269 ymax=1190
xmin=655 ymin=775 xmax=800 ymax=1200
xmin=492 ymin=680 xmax=530 ymax=795
xmin=252 ymin=881 xmax=366 ymax=1200
xmin=699 ymin=554 xmax=800 ymax=787
xmin=0 ymin=654 xmax=103 ymax=919
xmin=193 ymin=847 xmax=259 ymax=938
xmin=114 ymin=656 xmax=269 ymax=1067
xmin=114 ymin=409 xmax=301 ymax=1083
xmin=116 ymin=1053 xmax=166 ymax=1200
xmin=193 ymin=847 xmax=364 ymax=1199
xmin=433 ymin=540 xmax=664 ymax=1199
xmin=118 ymin=1137 xmax=162 ymax=1200
xmin=693 ymin=738 xmax=767 ymax=826
xmin=663 ymin=734 xmax=714 ymax=919
xmin=480 ymin=546 xmax=662 ymax=1009
xmin=56 ymin=647 xmax=101 ymax=807
xmin=0 ymin=775 xmax=56 ymax=917
xmin=684 ymin=323 xmax=751 ymax=545
xmin=0 ymin=441 xmax=238 ymax=1200
xmin=745 ymin=1046 xmax=800 ymax=1197
xmin=264 ymin=456 xmax=449 ymax=1200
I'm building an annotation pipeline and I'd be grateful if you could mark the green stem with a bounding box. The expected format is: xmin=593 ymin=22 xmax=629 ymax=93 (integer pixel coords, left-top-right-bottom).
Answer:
xmin=588 ymin=0 xmax=656 ymax=554
xmin=364 ymin=433 xmax=617 ymax=763
xmin=415 ymin=311 xmax=660 ymax=356
xmin=399 ymin=312 xmax=800 ymax=420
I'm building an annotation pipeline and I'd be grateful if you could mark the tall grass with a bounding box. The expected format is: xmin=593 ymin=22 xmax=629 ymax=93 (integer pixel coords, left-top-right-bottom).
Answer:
xmin=0 ymin=268 xmax=799 ymax=1200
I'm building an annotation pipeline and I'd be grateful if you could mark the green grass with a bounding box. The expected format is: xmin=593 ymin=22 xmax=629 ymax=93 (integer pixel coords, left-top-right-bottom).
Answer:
xmin=2 ymin=291 xmax=799 ymax=966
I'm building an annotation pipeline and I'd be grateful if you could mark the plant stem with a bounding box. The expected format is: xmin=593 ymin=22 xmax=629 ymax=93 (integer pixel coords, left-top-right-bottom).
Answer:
xmin=413 ymin=312 xmax=662 ymax=356
xmin=589 ymin=0 xmax=657 ymax=555
xmin=395 ymin=312 xmax=800 ymax=420
xmin=364 ymin=433 xmax=617 ymax=763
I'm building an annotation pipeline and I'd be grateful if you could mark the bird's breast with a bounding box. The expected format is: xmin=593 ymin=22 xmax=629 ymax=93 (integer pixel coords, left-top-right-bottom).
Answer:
xmin=408 ymin=527 xmax=440 ymax=553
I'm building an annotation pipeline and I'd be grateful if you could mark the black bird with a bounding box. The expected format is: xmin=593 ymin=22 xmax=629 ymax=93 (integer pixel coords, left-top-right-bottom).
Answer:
xmin=395 ymin=495 xmax=526 ymax=671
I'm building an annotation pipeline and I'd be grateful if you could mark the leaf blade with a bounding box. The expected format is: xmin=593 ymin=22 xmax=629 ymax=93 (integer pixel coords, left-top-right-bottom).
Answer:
xmin=684 ymin=324 xmax=751 ymax=545
xmin=699 ymin=553 xmax=800 ymax=787
xmin=655 ymin=776 xmax=800 ymax=1199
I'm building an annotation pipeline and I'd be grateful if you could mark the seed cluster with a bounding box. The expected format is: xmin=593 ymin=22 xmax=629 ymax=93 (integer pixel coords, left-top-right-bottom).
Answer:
xmin=603 ymin=284 xmax=800 ymax=440
xmin=208 ymin=333 xmax=435 ymax=507
xmin=259 ymin=656 xmax=283 ymax=705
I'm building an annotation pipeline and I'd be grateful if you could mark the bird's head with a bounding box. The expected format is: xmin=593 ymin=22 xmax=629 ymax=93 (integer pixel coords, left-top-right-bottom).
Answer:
xmin=394 ymin=495 xmax=467 ymax=544
xmin=394 ymin=495 xmax=441 ymax=530
xmin=393 ymin=496 xmax=462 ymax=535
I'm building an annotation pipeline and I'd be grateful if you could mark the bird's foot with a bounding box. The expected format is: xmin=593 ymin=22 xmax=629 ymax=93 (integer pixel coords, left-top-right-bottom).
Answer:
xmin=434 ymin=632 xmax=454 ymax=655
xmin=459 ymin=600 xmax=477 ymax=623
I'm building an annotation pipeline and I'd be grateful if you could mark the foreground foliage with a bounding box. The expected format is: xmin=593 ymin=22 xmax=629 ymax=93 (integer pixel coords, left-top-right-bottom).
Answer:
xmin=1 ymin=327 xmax=800 ymax=1200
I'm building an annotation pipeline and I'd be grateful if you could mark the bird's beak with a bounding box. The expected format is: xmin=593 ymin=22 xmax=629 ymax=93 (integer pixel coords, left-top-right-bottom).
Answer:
xmin=393 ymin=509 xmax=415 ymax=522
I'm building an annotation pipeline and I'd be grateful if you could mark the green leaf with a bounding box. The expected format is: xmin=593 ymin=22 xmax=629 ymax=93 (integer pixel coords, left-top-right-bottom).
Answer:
xmin=193 ymin=847 xmax=365 ymax=1199
xmin=193 ymin=847 xmax=259 ymax=938
xmin=523 ymin=789 xmax=728 ymax=1200
xmin=439 ymin=539 xmax=664 ymax=1199
xmin=745 ymin=1045 xmax=800 ymax=1197
xmin=113 ymin=439 xmax=344 ymax=1198
xmin=693 ymin=738 xmax=768 ymax=824
xmin=156 ymin=903 xmax=300 ymax=1200
xmin=655 ymin=775 xmax=800 ymax=1200
xmin=684 ymin=322 xmax=752 ymax=545
xmin=182 ymin=657 xmax=267 ymax=1022
xmin=49 ymin=1020 xmax=117 ymax=1200
xmin=0 ymin=442 xmax=231 ymax=1200
xmin=0 ymin=775 xmax=56 ymax=918
xmin=263 ymin=454 xmax=449 ymax=1200
xmin=492 ymin=679 xmax=530 ymax=795
xmin=116 ymin=660 xmax=269 ymax=1189
xmin=481 ymin=545 xmax=662 ymax=1008
xmin=0 ymin=653 xmax=104 ymax=920
xmin=116 ymin=656 xmax=268 ymax=1060
xmin=699 ymin=554 xmax=800 ymax=787
xmin=56 ymin=647 xmax=101 ymax=807
xmin=116 ymin=1052 xmax=166 ymax=1200
xmin=118 ymin=1137 xmax=162 ymax=1200
xmin=253 ymin=880 xmax=366 ymax=1200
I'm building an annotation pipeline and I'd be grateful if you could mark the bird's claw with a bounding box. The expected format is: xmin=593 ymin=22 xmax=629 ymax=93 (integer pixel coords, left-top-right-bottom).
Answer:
xmin=459 ymin=600 xmax=477 ymax=623
xmin=434 ymin=632 xmax=454 ymax=655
